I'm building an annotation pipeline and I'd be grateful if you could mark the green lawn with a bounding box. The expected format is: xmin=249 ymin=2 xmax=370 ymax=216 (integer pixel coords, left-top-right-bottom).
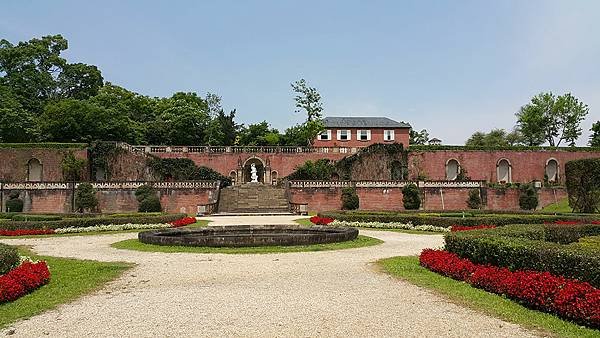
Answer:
xmin=112 ymin=235 xmax=382 ymax=254
xmin=0 ymin=248 xmax=133 ymax=329
xmin=0 ymin=220 xmax=209 ymax=239
xmin=378 ymin=256 xmax=600 ymax=338
xmin=541 ymin=198 xmax=573 ymax=213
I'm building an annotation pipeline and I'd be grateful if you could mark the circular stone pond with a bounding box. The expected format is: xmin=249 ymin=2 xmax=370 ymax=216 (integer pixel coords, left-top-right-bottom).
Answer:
xmin=138 ymin=225 xmax=358 ymax=247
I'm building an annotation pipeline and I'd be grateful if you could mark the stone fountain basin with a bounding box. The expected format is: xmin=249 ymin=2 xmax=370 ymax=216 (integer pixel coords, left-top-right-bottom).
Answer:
xmin=138 ymin=225 xmax=358 ymax=247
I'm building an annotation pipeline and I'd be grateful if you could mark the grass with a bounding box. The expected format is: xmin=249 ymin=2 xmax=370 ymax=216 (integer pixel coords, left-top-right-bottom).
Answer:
xmin=111 ymin=235 xmax=382 ymax=254
xmin=0 ymin=248 xmax=132 ymax=329
xmin=0 ymin=220 xmax=209 ymax=239
xmin=378 ymin=256 xmax=599 ymax=338
xmin=542 ymin=198 xmax=573 ymax=213
xmin=294 ymin=218 xmax=443 ymax=235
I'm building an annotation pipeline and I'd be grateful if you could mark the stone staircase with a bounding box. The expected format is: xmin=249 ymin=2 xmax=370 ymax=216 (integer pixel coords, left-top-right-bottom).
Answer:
xmin=217 ymin=184 xmax=290 ymax=214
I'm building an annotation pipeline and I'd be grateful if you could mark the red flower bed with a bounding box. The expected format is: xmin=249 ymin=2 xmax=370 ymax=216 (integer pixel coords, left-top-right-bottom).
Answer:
xmin=420 ymin=249 xmax=600 ymax=328
xmin=0 ymin=261 xmax=51 ymax=303
xmin=170 ymin=217 xmax=197 ymax=227
xmin=310 ymin=216 xmax=334 ymax=225
xmin=547 ymin=220 xmax=600 ymax=225
xmin=0 ymin=229 xmax=55 ymax=236
xmin=450 ymin=225 xmax=496 ymax=232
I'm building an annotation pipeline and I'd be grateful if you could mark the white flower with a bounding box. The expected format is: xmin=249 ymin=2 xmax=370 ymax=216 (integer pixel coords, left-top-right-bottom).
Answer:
xmin=330 ymin=220 xmax=449 ymax=233
xmin=55 ymin=223 xmax=172 ymax=234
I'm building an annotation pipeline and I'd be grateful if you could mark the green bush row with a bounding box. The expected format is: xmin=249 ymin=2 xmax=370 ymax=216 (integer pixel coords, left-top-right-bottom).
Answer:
xmin=318 ymin=211 xmax=600 ymax=227
xmin=0 ymin=243 xmax=20 ymax=275
xmin=444 ymin=225 xmax=600 ymax=288
xmin=0 ymin=143 xmax=87 ymax=149
xmin=0 ymin=213 xmax=186 ymax=231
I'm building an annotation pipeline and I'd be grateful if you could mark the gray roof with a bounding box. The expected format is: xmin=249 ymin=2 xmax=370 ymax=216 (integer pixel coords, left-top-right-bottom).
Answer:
xmin=323 ymin=117 xmax=411 ymax=128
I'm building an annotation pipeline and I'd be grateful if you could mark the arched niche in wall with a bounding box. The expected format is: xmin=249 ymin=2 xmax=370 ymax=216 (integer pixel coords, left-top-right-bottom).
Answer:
xmin=390 ymin=160 xmax=404 ymax=180
xmin=496 ymin=158 xmax=512 ymax=183
xmin=229 ymin=170 xmax=237 ymax=185
xmin=271 ymin=171 xmax=278 ymax=185
xmin=445 ymin=159 xmax=460 ymax=181
xmin=27 ymin=158 xmax=43 ymax=182
xmin=545 ymin=158 xmax=559 ymax=182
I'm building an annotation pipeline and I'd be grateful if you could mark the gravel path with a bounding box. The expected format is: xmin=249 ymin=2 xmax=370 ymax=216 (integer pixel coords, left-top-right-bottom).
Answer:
xmin=0 ymin=228 xmax=536 ymax=337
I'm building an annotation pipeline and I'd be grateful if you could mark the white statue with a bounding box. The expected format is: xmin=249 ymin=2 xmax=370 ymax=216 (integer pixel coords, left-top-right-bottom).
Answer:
xmin=250 ymin=163 xmax=259 ymax=183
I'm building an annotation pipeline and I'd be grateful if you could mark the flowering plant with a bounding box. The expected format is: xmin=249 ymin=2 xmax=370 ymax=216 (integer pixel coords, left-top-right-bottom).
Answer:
xmin=170 ymin=217 xmax=196 ymax=227
xmin=450 ymin=225 xmax=496 ymax=232
xmin=0 ymin=261 xmax=50 ymax=303
xmin=0 ymin=229 xmax=55 ymax=236
xmin=331 ymin=220 xmax=449 ymax=233
xmin=420 ymin=249 xmax=600 ymax=328
xmin=310 ymin=216 xmax=334 ymax=225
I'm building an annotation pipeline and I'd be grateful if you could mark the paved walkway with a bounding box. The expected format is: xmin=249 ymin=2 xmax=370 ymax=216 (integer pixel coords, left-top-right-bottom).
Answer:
xmin=0 ymin=223 xmax=536 ymax=337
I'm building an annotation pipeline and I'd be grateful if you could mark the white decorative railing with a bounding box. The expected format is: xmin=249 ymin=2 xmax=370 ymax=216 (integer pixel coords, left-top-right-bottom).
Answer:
xmin=288 ymin=181 xmax=353 ymax=188
xmin=418 ymin=181 xmax=484 ymax=188
xmin=288 ymin=180 xmax=484 ymax=189
xmin=123 ymin=143 xmax=359 ymax=155
xmin=0 ymin=181 xmax=220 ymax=190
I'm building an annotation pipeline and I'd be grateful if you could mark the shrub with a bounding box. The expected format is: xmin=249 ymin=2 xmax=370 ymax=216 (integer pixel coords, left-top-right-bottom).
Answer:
xmin=341 ymin=187 xmax=359 ymax=210
xmin=0 ymin=261 xmax=51 ymax=303
xmin=565 ymin=158 xmax=600 ymax=213
xmin=519 ymin=183 xmax=539 ymax=210
xmin=74 ymin=183 xmax=98 ymax=213
xmin=286 ymin=159 xmax=336 ymax=180
xmin=5 ymin=199 xmax=23 ymax=213
xmin=444 ymin=225 xmax=600 ymax=288
xmin=402 ymin=183 xmax=421 ymax=210
xmin=466 ymin=189 xmax=482 ymax=209
xmin=147 ymin=157 xmax=232 ymax=187
xmin=0 ymin=243 xmax=20 ymax=275
xmin=135 ymin=185 xmax=162 ymax=212
xmin=61 ymin=151 xmax=86 ymax=181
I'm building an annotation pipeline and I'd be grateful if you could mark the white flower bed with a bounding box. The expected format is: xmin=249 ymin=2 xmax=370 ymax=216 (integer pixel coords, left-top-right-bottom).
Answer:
xmin=330 ymin=220 xmax=449 ymax=233
xmin=55 ymin=223 xmax=172 ymax=234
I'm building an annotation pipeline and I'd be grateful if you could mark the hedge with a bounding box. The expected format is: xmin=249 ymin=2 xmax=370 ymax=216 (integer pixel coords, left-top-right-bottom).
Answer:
xmin=444 ymin=224 xmax=600 ymax=288
xmin=0 ymin=243 xmax=19 ymax=275
xmin=318 ymin=211 xmax=600 ymax=228
xmin=565 ymin=158 xmax=600 ymax=213
xmin=0 ymin=143 xmax=87 ymax=149
xmin=0 ymin=213 xmax=186 ymax=231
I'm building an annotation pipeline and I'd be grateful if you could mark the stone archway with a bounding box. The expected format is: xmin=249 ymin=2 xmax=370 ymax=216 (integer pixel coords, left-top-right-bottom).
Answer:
xmin=242 ymin=156 xmax=268 ymax=184
xmin=27 ymin=158 xmax=43 ymax=182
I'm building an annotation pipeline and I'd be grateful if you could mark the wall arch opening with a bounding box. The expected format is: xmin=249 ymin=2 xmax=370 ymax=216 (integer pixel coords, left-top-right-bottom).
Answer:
xmin=545 ymin=159 xmax=559 ymax=182
xmin=445 ymin=159 xmax=460 ymax=181
xmin=27 ymin=158 xmax=43 ymax=182
xmin=497 ymin=158 xmax=512 ymax=183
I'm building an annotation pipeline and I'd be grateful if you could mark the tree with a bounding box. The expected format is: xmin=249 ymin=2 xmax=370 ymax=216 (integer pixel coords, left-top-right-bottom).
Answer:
xmin=409 ymin=129 xmax=429 ymax=145
xmin=402 ymin=183 xmax=421 ymax=210
xmin=465 ymin=129 xmax=524 ymax=147
xmin=589 ymin=121 xmax=600 ymax=147
xmin=57 ymin=63 xmax=103 ymax=100
xmin=291 ymin=79 xmax=325 ymax=145
xmin=0 ymin=84 xmax=37 ymax=142
xmin=341 ymin=187 xmax=359 ymax=210
xmin=61 ymin=152 xmax=87 ymax=181
xmin=519 ymin=183 xmax=539 ymax=210
xmin=147 ymin=93 xmax=210 ymax=145
xmin=466 ymin=189 xmax=482 ymax=209
xmin=205 ymin=109 xmax=239 ymax=146
xmin=516 ymin=92 xmax=589 ymax=147
xmin=135 ymin=184 xmax=161 ymax=212
xmin=237 ymin=121 xmax=281 ymax=146
xmin=75 ymin=183 xmax=98 ymax=213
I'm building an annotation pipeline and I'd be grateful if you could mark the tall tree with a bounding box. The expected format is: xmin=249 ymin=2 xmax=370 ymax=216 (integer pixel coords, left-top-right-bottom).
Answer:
xmin=290 ymin=79 xmax=325 ymax=145
xmin=205 ymin=109 xmax=239 ymax=146
xmin=409 ymin=129 xmax=429 ymax=145
xmin=590 ymin=121 xmax=600 ymax=147
xmin=0 ymin=84 xmax=37 ymax=142
xmin=57 ymin=63 xmax=103 ymax=99
xmin=465 ymin=128 xmax=523 ymax=147
xmin=237 ymin=121 xmax=281 ymax=146
xmin=516 ymin=92 xmax=589 ymax=147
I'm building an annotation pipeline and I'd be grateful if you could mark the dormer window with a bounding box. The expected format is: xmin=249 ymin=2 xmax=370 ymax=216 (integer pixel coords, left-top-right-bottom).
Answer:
xmin=318 ymin=130 xmax=332 ymax=140
xmin=357 ymin=130 xmax=371 ymax=141
xmin=384 ymin=130 xmax=395 ymax=141
xmin=337 ymin=130 xmax=351 ymax=141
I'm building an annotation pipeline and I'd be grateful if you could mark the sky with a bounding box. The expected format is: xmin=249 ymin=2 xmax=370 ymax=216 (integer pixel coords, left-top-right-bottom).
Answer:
xmin=2 ymin=0 xmax=599 ymax=145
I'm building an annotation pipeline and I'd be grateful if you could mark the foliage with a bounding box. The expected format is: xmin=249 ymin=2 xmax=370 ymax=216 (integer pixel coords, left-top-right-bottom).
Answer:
xmin=590 ymin=121 xmax=600 ymax=147
xmin=135 ymin=185 xmax=161 ymax=213
xmin=285 ymin=159 xmax=336 ymax=180
xmin=147 ymin=157 xmax=231 ymax=187
xmin=409 ymin=144 xmax=600 ymax=152
xmin=331 ymin=220 xmax=449 ymax=233
xmin=465 ymin=129 xmax=524 ymax=147
xmin=0 ymin=143 xmax=86 ymax=149
xmin=420 ymin=249 xmax=600 ymax=328
xmin=290 ymin=79 xmax=324 ymax=145
xmin=402 ymin=183 xmax=421 ymax=210
xmin=341 ymin=187 xmax=359 ymax=210
xmin=237 ymin=121 xmax=281 ymax=146
xmin=0 ymin=260 xmax=50 ymax=304
xmin=409 ymin=128 xmax=429 ymax=145
xmin=444 ymin=224 xmax=600 ymax=288
xmin=518 ymin=183 xmax=539 ymax=210
xmin=61 ymin=152 xmax=86 ymax=181
xmin=74 ymin=183 xmax=98 ymax=213
xmin=466 ymin=189 xmax=482 ymax=209
xmin=0 ymin=243 xmax=19 ymax=275
xmin=0 ymin=213 xmax=186 ymax=231
xmin=5 ymin=193 xmax=23 ymax=213
xmin=516 ymin=92 xmax=589 ymax=147
xmin=0 ymin=84 xmax=37 ymax=142
xmin=88 ymin=141 xmax=124 ymax=181
xmin=565 ymin=158 xmax=600 ymax=213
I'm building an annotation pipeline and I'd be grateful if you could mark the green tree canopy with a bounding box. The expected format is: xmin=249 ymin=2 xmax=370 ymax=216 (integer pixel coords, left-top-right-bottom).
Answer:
xmin=410 ymin=129 xmax=429 ymax=145
xmin=589 ymin=121 xmax=600 ymax=147
xmin=237 ymin=121 xmax=281 ymax=146
xmin=465 ymin=129 xmax=523 ymax=147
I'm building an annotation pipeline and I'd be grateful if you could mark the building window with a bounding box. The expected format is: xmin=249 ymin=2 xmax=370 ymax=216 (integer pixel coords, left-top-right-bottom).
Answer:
xmin=357 ymin=130 xmax=370 ymax=141
xmin=318 ymin=130 xmax=331 ymax=141
xmin=446 ymin=159 xmax=460 ymax=181
xmin=337 ymin=130 xmax=351 ymax=141
xmin=384 ymin=130 xmax=395 ymax=141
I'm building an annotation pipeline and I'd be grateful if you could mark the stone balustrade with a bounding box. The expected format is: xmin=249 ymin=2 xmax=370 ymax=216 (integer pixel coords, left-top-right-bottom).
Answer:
xmin=121 ymin=142 xmax=359 ymax=155
xmin=288 ymin=180 xmax=485 ymax=189
xmin=1 ymin=181 xmax=220 ymax=191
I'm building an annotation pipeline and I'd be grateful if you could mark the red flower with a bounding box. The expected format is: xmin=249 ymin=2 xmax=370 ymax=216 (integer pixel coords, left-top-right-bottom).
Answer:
xmin=0 ymin=229 xmax=55 ymax=236
xmin=419 ymin=249 xmax=600 ymax=328
xmin=450 ymin=225 xmax=496 ymax=232
xmin=310 ymin=216 xmax=334 ymax=225
xmin=0 ymin=261 xmax=50 ymax=303
xmin=170 ymin=217 xmax=197 ymax=227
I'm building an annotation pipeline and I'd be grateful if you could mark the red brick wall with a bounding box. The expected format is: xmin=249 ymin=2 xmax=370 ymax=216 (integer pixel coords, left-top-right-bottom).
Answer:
xmin=0 ymin=148 xmax=88 ymax=182
xmin=21 ymin=190 xmax=72 ymax=213
xmin=313 ymin=128 xmax=409 ymax=148
xmin=409 ymin=150 xmax=600 ymax=183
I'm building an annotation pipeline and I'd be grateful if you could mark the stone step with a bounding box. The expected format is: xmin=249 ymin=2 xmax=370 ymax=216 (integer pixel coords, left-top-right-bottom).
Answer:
xmin=217 ymin=184 xmax=289 ymax=213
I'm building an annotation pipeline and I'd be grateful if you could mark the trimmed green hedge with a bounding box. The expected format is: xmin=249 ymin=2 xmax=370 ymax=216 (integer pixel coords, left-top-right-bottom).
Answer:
xmin=0 ymin=143 xmax=87 ymax=149
xmin=0 ymin=243 xmax=19 ymax=275
xmin=319 ymin=211 xmax=600 ymax=228
xmin=0 ymin=213 xmax=186 ymax=231
xmin=565 ymin=158 xmax=600 ymax=213
xmin=408 ymin=145 xmax=600 ymax=152
xmin=444 ymin=224 xmax=600 ymax=288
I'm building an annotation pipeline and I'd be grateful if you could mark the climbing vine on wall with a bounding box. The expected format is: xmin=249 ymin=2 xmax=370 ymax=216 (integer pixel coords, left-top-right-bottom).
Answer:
xmin=147 ymin=156 xmax=232 ymax=187
xmin=88 ymin=142 xmax=126 ymax=181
